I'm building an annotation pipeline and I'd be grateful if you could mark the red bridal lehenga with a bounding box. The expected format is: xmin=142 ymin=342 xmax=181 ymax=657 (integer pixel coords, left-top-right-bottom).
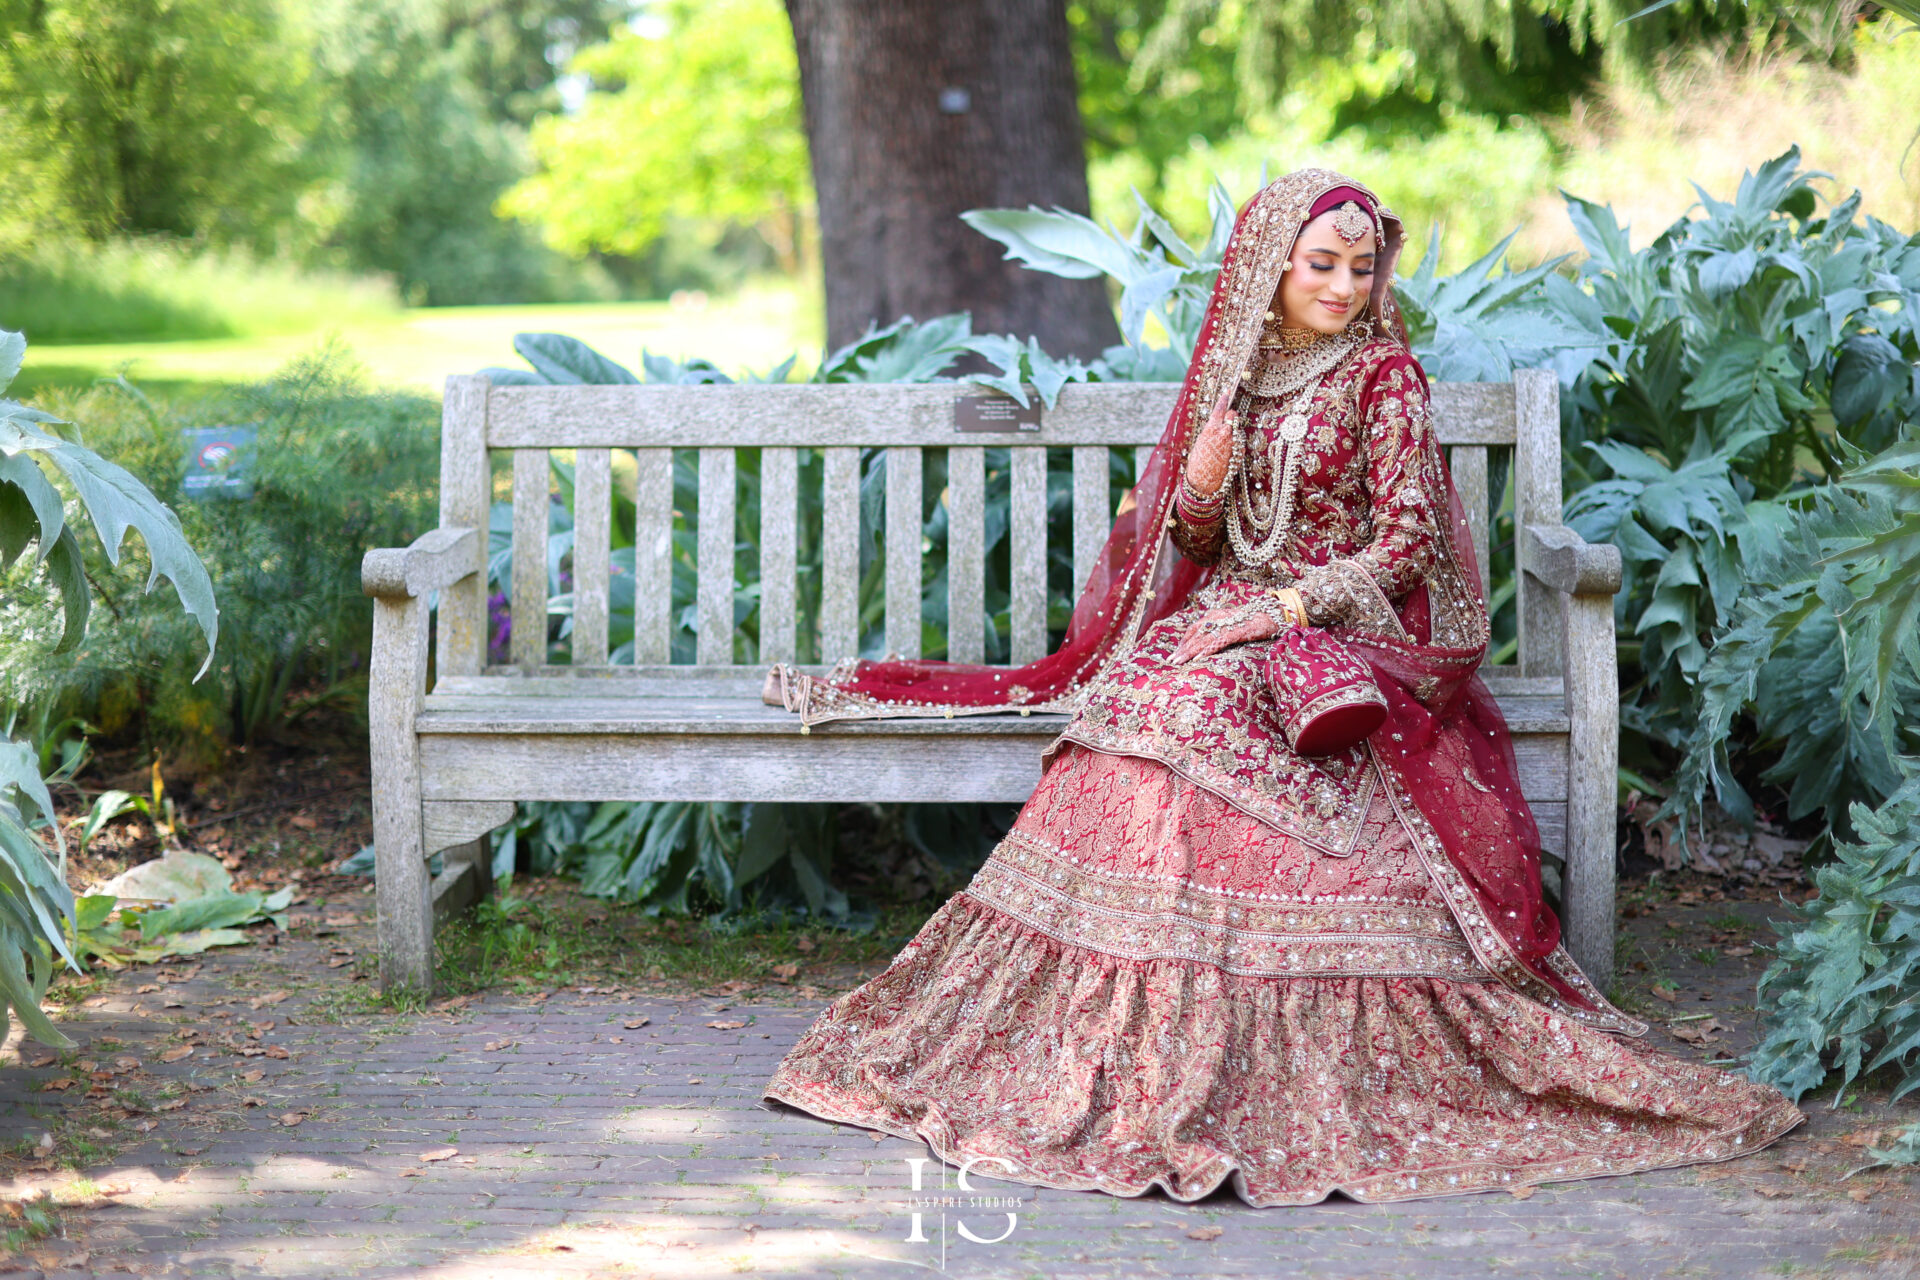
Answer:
xmin=761 ymin=170 xmax=1802 ymax=1205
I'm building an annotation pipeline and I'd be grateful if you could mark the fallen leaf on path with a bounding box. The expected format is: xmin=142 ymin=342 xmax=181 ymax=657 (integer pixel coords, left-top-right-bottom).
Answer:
xmin=1508 ymin=1186 xmax=1535 ymax=1200
xmin=1649 ymin=985 xmax=1679 ymax=1003
xmin=688 ymin=1077 xmax=704 ymax=1085
xmin=1185 ymin=1225 xmax=1223 ymax=1240
xmin=323 ymin=915 xmax=359 ymax=927
xmin=241 ymin=1069 xmax=264 ymax=1083
xmin=38 ymin=1078 xmax=75 ymax=1092
xmin=1753 ymin=1186 xmax=1792 ymax=1199
xmin=136 ymin=984 xmax=160 ymax=994
xmin=155 ymin=1099 xmax=186 ymax=1112
xmin=623 ymin=1018 xmax=650 ymax=1029
xmin=399 ymin=1168 xmax=423 ymax=1178
xmin=1725 ymin=946 xmax=1754 ymax=958
xmin=795 ymin=936 xmax=815 ymax=952
xmin=607 ymin=1036 xmax=623 ymax=1044
xmin=327 ymin=958 xmax=352 ymax=968
xmin=263 ymin=1045 xmax=290 ymax=1059
xmin=248 ymin=991 xmax=290 ymax=1009
xmin=1695 ymin=1167 xmax=1735 ymax=1182
xmin=419 ymin=1147 xmax=459 ymax=1163
xmin=159 ymin=1046 xmax=194 ymax=1063
xmin=243 ymin=1096 xmax=264 ymax=1108
xmin=1777 ymin=1158 xmax=1808 ymax=1174
xmin=484 ymin=1039 xmax=515 ymax=1052
xmin=771 ymin=963 xmax=798 ymax=982
xmin=1840 ymin=1130 xmax=1885 ymax=1148
xmin=23 ymin=1052 xmax=57 ymax=1069
xmin=707 ymin=1020 xmax=747 ymax=1030
xmin=1848 ymin=1187 xmax=1876 ymax=1203
xmin=277 ymin=1112 xmax=306 ymax=1127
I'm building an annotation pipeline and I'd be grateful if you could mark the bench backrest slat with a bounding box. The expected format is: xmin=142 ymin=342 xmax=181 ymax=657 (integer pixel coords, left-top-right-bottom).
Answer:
xmin=510 ymin=448 xmax=549 ymax=670
xmin=442 ymin=373 xmax=1557 ymax=677
xmin=696 ymin=447 xmax=736 ymax=664
xmin=1009 ymin=446 xmax=1049 ymax=665
xmin=572 ymin=447 xmax=612 ymax=666
xmin=633 ymin=448 xmax=674 ymax=663
xmin=759 ymin=446 xmax=799 ymax=665
xmin=884 ymin=446 xmax=923 ymax=659
xmin=1448 ymin=445 xmax=1492 ymax=603
xmin=819 ymin=446 xmax=861 ymax=661
xmin=947 ymin=446 xmax=986 ymax=665
xmin=1072 ymin=445 xmax=1108 ymax=602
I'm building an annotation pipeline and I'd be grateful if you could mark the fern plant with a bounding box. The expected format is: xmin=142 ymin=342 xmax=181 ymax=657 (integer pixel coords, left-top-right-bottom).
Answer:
xmin=0 ymin=329 xmax=218 ymax=1046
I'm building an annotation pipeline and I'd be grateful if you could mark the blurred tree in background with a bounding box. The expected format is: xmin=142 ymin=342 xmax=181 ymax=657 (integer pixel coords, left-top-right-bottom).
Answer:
xmin=499 ymin=0 xmax=813 ymax=280
xmin=0 ymin=0 xmax=319 ymax=251
xmin=1 ymin=0 xmax=1914 ymax=330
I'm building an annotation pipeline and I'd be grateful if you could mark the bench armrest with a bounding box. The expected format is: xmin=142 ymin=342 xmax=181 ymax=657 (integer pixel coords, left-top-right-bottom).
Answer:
xmin=362 ymin=527 xmax=483 ymax=600
xmin=1521 ymin=523 xmax=1621 ymax=597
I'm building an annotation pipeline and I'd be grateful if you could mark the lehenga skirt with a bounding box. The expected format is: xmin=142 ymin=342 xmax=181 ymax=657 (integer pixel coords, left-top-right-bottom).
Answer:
xmin=763 ymin=743 xmax=1803 ymax=1206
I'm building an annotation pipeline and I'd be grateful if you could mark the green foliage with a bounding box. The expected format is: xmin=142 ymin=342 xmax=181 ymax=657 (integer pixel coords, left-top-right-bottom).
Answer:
xmin=1130 ymin=0 xmax=1861 ymax=124
xmin=302 ymin=0 xmax=613 ymax=306
xmin=1558 ymin=148 xmax=1920 ymax=839
xmin=2 ymin=349 xmax=437 ymax=764
xmin=0 ymin=0 xmax=319 ymax=251
xmin=1748 ymin=781 xmax=1920 ymax=1124
xmin=500 ymin=0 xmax=812 ymax=275
xmin=0 ymin=327 xmax=219 ymax=1047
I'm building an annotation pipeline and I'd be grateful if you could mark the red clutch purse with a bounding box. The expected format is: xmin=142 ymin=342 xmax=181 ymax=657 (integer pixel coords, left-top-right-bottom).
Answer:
xmin=1264 ymin=626 xmax=1389 ymax=756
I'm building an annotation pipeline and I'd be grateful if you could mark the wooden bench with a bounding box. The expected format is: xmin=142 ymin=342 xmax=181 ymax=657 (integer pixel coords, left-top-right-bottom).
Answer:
xmin=363 ymin=369 xmax=1623 ymax=995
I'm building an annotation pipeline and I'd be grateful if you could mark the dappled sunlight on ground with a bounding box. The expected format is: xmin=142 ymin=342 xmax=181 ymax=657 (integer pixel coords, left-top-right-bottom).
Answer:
xmin=0 ymin=887 xmax=1913 ymax=1277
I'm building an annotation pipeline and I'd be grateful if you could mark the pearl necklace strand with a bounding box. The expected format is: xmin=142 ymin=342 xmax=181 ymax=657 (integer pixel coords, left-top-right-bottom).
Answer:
xmin=1225 ymin=328 xmax=1359 ymax=567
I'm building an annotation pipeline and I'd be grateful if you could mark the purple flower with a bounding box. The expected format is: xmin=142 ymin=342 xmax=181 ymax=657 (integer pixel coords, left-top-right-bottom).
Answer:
xmin=488 ymin=591 xmax=511 ymax=664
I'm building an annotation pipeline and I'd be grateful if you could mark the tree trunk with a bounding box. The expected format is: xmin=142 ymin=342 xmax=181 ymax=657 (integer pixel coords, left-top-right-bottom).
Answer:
xmin=785 ymin=0 xmax=1119 ymax=360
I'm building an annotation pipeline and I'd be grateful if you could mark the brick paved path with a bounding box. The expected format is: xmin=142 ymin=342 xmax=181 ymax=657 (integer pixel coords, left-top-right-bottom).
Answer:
xmin=0 ymin=904 xmax=1915 ymax=1279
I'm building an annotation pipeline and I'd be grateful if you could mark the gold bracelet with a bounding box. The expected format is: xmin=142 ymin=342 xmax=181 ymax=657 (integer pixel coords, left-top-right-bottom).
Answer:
xmin=1273 ymin=587 xmax=1307 ymax=628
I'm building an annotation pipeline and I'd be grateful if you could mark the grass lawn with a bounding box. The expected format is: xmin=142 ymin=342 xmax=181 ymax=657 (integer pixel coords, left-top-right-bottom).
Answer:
xmin=15 ymin=280 xmax=824 ymax=397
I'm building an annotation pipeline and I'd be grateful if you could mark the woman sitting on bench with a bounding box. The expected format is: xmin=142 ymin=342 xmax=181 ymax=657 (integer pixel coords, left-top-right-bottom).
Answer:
xmin=761 ymin=168 xmax=1799 ymax=1205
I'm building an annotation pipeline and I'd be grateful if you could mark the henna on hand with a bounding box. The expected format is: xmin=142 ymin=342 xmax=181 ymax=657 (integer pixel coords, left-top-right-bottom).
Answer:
xmin=1183 ymin=385 xmax=1239 ymax=497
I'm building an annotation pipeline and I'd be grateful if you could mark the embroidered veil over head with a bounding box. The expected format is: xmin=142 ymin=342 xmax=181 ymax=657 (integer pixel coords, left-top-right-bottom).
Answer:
xmin=768 ymin=169 xmax=1627 ymax=1028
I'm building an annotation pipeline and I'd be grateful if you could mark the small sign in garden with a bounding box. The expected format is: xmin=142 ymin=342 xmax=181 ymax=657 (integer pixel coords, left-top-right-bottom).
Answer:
xmin=181 ymin=425 xmax=257 ymax=498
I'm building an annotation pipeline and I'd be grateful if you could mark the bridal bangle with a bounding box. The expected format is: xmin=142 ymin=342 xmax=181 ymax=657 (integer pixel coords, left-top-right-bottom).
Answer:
xmin=1272 ymin=586 xmax=1308 ymax=628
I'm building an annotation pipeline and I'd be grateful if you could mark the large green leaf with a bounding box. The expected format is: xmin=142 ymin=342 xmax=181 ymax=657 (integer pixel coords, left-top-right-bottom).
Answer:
xmin=0 ymin=412 xmax=218 ymax=674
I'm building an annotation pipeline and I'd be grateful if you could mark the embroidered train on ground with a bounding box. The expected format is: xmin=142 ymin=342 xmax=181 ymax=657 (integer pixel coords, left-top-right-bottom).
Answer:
xmin=962 ymin=873 xmax=1487 ymax=980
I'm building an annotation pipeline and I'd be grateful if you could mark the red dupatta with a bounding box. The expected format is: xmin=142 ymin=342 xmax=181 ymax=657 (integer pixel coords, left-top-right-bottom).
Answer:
xmin=770 ymin=169 xmax=1639 ymax=1032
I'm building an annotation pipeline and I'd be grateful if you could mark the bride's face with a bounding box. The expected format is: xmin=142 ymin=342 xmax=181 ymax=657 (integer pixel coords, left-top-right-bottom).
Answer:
xmin=1274 ymin=212 xmax=1377 ymax=336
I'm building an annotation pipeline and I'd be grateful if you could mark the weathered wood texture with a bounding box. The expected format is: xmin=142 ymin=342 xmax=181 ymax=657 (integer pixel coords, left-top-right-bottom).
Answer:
xmin=484 ymin=381 xmax=1517 ymax=449
xmin=633 ymin=449 xmax=673 ymax=664
xmin=366 ymin=373 xmax=1622 ymax=993
xmin=759 ymin=447 xmax=799 ymax=664
xmin=571 ymin=448 xmax=611 ymax=666
xmin=696 ymin=449 xmax=736 ymax=665
xmin=884 ymin=447 xmax=923 ymax=658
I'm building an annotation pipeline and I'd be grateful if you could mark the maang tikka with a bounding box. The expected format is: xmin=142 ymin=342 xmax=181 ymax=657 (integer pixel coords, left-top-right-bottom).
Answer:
xmin=1330 ymin=201 xmax=1372 ymax=246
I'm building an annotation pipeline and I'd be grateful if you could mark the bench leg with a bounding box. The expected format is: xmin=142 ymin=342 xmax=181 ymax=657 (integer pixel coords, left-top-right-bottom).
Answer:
xmin=1561 ymin=590 xmax=1619 ymax=990
xmin=370 ymin=594 xmax=435 ymax=995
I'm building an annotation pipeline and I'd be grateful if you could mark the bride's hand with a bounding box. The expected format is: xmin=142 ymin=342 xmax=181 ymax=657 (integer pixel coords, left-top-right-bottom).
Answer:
xmin=1168 ymin=608 xmax=1281 ymax=666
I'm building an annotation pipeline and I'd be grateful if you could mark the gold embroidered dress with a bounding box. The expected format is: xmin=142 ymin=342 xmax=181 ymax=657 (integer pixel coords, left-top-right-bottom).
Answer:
xmin=763 ymin=171 xmax=1800 ymax=1205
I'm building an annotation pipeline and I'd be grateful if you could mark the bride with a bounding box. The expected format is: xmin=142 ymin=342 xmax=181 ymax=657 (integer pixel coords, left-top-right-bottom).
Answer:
xmin=759 ymin=169 xmax=1800 ymax=1205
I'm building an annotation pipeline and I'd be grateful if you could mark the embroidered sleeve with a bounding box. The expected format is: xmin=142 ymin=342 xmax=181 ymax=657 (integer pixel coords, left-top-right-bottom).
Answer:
xmin=1170 ymin=471 xmax=1226 ymax=567
xmin=1296 ymin=352 xmax=1440 ymax=629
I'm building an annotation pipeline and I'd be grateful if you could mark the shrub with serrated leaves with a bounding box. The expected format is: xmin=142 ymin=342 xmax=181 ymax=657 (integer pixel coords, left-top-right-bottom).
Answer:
xmin=0 ymin=328 xmax=218 ymax=1047
xmin=3 ymin=350 xmax=440 ymax=766
xmin=1559 ymin=148 xmax=1920 ymax=843
xmin=1748 ymin=780 xmax=1920 ymax=1119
